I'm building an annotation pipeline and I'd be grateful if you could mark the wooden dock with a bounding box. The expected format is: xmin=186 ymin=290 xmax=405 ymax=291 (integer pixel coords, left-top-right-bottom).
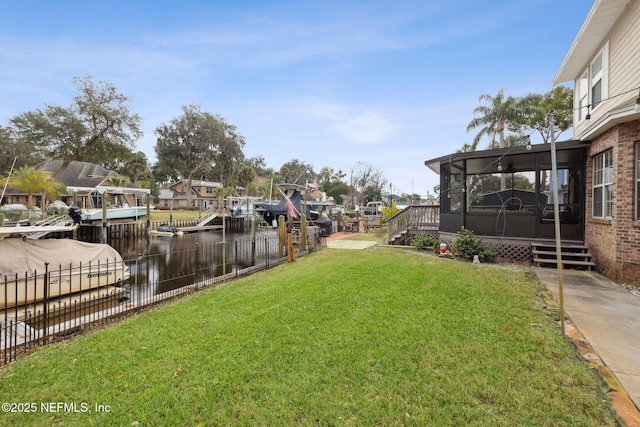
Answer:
xmin=177 ymin=225 xmax=223 ymax=233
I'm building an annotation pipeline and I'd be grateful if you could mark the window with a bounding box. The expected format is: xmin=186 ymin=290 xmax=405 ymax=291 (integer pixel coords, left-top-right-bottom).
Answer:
xmin=577 ymin=71 xmax=588 ymax=122
xmin=590 ymin=42 xmax=608 ymax=110
xmin=575 ymin=42 xmax=609 ymax=123
xmin=593 ymin=150 xmax=613 ymax=218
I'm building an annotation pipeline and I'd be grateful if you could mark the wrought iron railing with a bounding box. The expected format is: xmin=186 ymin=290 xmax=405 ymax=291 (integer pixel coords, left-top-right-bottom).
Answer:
xmin=1 ymin=231 xmax=324 ymax=365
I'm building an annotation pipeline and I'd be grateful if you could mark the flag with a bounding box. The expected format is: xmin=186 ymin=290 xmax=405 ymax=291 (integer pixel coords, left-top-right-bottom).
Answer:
xmin=284 ymin=196 xmax=299 ymax=219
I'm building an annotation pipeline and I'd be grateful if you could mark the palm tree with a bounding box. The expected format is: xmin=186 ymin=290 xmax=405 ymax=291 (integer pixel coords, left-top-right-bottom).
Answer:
xmin=247 ymin=181 xmax=268 ymax=198
xmin=215 ymin=186 xmax=237 ymax=212
xmin=124 ymin=152 xmax=148 ymax=184
xmin=466 ymin=89 xmax=518 ymax=150
xmin=1 ymin=165 xmax=65 ymax=207
xmin=104 ymin=176 xmax=130 ymax=187
xmin=466 ymin=90 xmax=521 ymax=191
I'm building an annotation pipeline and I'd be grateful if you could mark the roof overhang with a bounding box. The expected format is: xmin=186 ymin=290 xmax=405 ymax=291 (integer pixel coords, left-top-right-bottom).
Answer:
xmin=424 ymin=140 xmax=586 ymax=176
xmin=553 ymin=0 xmax=631 ymax=84
xmin=576 ymin=104 xmax=640 ymax=140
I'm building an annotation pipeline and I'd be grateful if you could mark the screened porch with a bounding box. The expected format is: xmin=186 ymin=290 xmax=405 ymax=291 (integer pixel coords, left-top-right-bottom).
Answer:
xmin=424 ymin=140 xmax=588 ymax=241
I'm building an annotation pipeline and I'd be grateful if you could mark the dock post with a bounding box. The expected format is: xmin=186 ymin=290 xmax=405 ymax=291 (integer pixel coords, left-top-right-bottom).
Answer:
xmin=146 ymin=197 xmax=150 ymax=242
xmin=301 ymin=215 xmax=307 ymax=252
xmin=287 ymin=233 xmax=293 ymax=262
xmin=278 ymin=216 xmax=285 ymax=257
xmin=101 ymin=192 xmax=107 ymax=244
xmin=251 ymin=211 xmax=256 ymax=266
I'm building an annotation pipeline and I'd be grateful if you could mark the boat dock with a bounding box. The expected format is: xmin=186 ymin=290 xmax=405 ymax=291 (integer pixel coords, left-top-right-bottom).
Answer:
xmin=74 ymin=215 xmax=245 ymax=242
xmin=176 ymin=225 xmax=222 ymax=233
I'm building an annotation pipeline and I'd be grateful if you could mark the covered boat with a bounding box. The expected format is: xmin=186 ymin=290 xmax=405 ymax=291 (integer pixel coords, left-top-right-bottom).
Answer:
xmin=150 ymin=223 xmax=180 ymax=237
xmin=254 ymin=188 xmax=311 ymax=226
xmin=0 ymin=239 xmax=130 ymax=309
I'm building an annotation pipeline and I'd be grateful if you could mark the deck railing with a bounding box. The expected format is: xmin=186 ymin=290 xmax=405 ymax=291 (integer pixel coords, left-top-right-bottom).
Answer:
xmin=386 ymin=205 xmax=439 ymax=244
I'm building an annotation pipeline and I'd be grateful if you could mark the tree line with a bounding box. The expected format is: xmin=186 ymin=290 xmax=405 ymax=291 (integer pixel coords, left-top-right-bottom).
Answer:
xmin=464 ymin=86 xmax=573 ymax=152
xmin=0 ymin=76 xmax=388 ymax=207
xmin=0 ymin=75 xmax=573 ymax=208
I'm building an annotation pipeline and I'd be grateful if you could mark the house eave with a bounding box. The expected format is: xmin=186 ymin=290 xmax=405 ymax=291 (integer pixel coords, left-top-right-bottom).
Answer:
xmin=552 ymin=0 xmax=631 ymax=84
xmin=575 ymin=104 xmax=640 ymax=140
xmin=424 ymin=140 xmax=585 ymax=176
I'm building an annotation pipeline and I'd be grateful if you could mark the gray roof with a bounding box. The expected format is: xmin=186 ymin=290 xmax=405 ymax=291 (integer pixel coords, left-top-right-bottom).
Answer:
xmin=158 ymin=189 xmax=175 ymax=200
xmin=37 ymin=160 xmax=122 ymax=188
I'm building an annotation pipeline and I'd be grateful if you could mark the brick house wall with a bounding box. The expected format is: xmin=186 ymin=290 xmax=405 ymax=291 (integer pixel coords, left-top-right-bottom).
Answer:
xmin=585 ymin=120 xmax=640 ymax=284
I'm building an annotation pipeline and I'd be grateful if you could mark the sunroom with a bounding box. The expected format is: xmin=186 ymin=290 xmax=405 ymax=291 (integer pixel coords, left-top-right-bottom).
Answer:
xmin=424 ymin=140 xmax=588 ymax=255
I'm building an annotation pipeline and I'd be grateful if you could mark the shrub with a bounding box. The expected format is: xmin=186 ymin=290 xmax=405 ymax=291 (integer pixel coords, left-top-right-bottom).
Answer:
xmin=413 ymin=233 xmax=438 ymax=250
xmin=451 ymin=227 xmax=500 ymax=262
xmin=381 ymin=202 xmax=399 ymax=222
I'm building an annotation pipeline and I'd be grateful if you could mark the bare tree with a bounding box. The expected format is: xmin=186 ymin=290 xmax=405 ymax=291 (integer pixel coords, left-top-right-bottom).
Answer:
xmin=350 ymin=162 xmax=387 ymax=208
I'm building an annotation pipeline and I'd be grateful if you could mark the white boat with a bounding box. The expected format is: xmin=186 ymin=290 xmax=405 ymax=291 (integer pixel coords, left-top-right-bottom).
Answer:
xmin=66 ymin=185 xmax=152 ymax=223
xmin=150 ymin=223 xmax=181 ymax=237
xmin=78 ymin=204 xmax=150 ymax=223
xmin=0 ymin=223 xmax=79 ymax=240
xmin=0 ymin=238 xmax=130 ymax=309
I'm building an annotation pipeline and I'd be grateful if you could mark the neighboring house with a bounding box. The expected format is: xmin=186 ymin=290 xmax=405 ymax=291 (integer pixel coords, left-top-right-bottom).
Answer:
xmin=2 ymin=160 xmax=149 ymax=209
xmin=553 ymin=0 xmax=640 ymax=284
xmin=158 ymin=180 xmax=223 ymax=209
xmin=38 ymin=160 xmax=150 ymax=209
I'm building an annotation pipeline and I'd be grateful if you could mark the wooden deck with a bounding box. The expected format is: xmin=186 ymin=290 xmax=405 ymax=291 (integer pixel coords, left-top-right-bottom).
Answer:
xmin=387 ymin=206 xmax=594 ymax=266
xmin=386 ymin=205 xmax=439 ymax=245
xmin=177 ymin=225 xmax=223 ymax=233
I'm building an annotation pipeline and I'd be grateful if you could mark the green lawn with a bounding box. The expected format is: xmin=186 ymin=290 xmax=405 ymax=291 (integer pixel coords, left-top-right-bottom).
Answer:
xmin=146 ymin=209 xmax=202 ymax=221
xmin=0 ymin=247 xmax=614 ymax=426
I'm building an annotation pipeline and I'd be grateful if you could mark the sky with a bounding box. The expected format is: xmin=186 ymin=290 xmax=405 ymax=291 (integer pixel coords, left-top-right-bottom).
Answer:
xmin=0 ymin=0 xmax=593 ymax=198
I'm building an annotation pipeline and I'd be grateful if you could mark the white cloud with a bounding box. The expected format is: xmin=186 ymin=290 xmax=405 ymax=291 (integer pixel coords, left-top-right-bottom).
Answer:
xmin=333 ymin=110 xmax=395 ymax=144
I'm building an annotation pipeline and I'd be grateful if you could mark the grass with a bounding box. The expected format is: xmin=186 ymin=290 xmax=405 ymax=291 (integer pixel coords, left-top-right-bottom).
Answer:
xmin=0 ymin=247 xmax=614 ymax=426
xmin=146 ymin=209 xmax=202 ymax=221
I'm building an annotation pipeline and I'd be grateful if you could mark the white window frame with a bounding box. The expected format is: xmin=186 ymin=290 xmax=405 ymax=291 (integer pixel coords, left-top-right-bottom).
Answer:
xmin=593 ymin=149 xmax=613 ymax=218
xmin=575 ymin=41 xmax=609 ymax=124
xmin=577 ymin=70 xmax=589 ymax=122
xmin=590 ymin=42 xmax=609 ymax=111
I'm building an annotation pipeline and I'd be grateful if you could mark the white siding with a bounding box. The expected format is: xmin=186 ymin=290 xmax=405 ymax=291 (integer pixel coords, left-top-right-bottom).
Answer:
xmin=607 ymin=0 xmax=640 ymax=107
xmin=574 ymin=0 xmax=640 ymax=138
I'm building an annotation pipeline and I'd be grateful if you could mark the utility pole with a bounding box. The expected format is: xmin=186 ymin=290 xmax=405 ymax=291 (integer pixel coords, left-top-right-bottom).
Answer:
xmin=549 ymin=111 xmax=565 ymax=336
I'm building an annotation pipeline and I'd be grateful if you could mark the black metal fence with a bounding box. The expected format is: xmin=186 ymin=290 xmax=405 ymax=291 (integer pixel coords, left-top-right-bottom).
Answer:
xmin=1 ymin=231 xmax=325 ymax=365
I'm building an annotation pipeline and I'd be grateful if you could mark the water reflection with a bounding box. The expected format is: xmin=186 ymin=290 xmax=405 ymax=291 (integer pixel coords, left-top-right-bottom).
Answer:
xmin=110 ymin=230 xmax=279 ymax=298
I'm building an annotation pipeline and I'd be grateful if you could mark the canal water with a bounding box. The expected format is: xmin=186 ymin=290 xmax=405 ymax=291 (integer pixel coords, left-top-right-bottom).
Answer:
xmin=1 ymin=225 xmax=319 ymax=360
xmin=112 ymin=228 xmax=256 ymax=259
xmin=110 ymin=228 xmax=280 ymax=297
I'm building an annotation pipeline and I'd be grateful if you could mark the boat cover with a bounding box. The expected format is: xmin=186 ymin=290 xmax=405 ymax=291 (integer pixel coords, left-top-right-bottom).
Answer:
xmin=254 ymin=190 xmax=310 ymax=219
xmin=0 ymin=239 xmax=124 ymax=277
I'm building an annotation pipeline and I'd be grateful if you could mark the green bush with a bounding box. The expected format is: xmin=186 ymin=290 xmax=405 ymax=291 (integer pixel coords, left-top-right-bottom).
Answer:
xmin=381 ymin=202 xmax=399 ymax=221
xmin=413 ymin=233 xmax=438 ymax=250
xmin=451 ymin=227 xmax=500 ymax=262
